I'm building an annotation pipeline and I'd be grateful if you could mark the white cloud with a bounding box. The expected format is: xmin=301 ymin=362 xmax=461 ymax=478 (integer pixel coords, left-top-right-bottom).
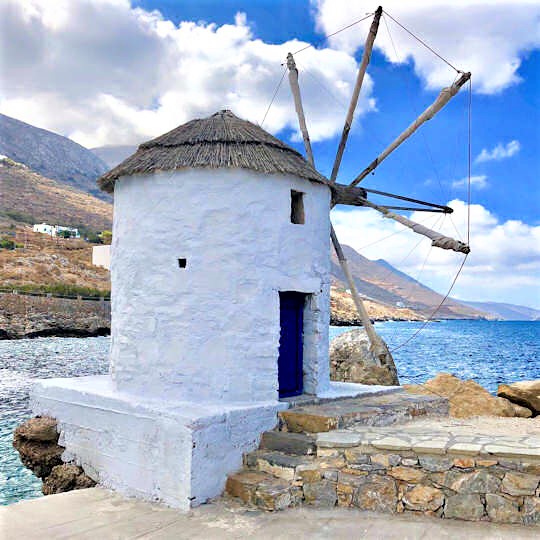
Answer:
xmin=332 ymin=199 xmax=540 ymax=308
xmin=476 ymin=140 xmax=521 ymax=163
xmin=451 ymin=175 xmax=488 ymax=189
xmin=0 ymin=0 xmax=376 ymax=147
xmin=313 ymin=1 xmax=540 ymax=94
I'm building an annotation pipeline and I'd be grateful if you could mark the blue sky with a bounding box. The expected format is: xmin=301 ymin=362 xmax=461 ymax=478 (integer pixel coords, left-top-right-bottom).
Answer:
xmin=1 ymin=0 xmax=539 ymax=307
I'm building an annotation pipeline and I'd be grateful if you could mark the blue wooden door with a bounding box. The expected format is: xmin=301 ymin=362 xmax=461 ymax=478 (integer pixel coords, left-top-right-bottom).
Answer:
xmin=278 ymin=292 xmax=305 ymax=398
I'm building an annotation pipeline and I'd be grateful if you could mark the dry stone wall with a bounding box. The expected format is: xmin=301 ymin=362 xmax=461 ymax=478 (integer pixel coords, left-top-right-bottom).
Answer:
xmin=309 ymin=447 xmax=540 ymax=524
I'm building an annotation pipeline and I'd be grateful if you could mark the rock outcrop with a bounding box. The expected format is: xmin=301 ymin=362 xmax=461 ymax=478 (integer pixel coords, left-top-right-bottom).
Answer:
xmin=0 ymin=293 xmax=110 ymax=339
xmin=404 ymin=374 xmax=532 ymax=418
xmin=497 ymin=380 xmax=540 ymax=417
xmin=13 ymin=417 xmax=63 ymax=478
xmin=42 ymin=464 xmax=96 ymax=495
xmin=330 ymin=328 xmax=399 ymax=386
xmin=13 ymin=416 xmax=96 ymax=495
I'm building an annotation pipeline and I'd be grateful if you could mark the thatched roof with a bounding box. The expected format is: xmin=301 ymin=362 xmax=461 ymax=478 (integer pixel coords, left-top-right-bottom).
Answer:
xmin=98 ymin=110 xmax=328 ymax=192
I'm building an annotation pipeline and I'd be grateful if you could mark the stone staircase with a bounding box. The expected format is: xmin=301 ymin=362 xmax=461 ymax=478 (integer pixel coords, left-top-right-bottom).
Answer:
xmin=225 ymin=391 xmax=449 ymax=510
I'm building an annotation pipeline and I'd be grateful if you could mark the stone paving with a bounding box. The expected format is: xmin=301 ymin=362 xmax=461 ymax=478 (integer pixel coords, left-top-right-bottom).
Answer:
xmin=317 ymin=417 xmax=540 ymax=460
xmin=3 ymin=487 xmax=539 ymax=539
xmin=279 ymin=392 xmax=449 ymax=432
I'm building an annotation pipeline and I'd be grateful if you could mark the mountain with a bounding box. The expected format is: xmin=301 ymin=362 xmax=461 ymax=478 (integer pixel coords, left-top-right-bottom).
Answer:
xmin=459 ymin=301 xmax=540 ymax=321
xmin=0 ymin=157 xmax=112 ymax=232
xmin=90 ymin=145 xmax=138 ymax=169
xmin=0 ymin=113 xmax=109 ymax=200
xmin=331 ymin=245 xmax=492 ymax=320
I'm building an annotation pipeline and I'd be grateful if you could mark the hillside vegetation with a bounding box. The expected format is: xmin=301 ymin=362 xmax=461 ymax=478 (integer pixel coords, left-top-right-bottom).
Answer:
xmin=0 ymin=158 xmax=112 ymax=232
xmin=0 ymin=225 xmax=110 ymax=294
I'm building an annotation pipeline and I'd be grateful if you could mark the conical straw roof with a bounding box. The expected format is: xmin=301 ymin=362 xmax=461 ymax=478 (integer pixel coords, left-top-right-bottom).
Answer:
xmin=98 ymin=110 xmax=327 ymax=192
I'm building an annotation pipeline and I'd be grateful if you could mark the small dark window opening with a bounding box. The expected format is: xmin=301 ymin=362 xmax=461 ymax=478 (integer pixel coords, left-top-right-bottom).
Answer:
xmin=178 ymin=258 xmax=187 ymax=268
xmin=290 ymin=190 xmax=305 ymax=224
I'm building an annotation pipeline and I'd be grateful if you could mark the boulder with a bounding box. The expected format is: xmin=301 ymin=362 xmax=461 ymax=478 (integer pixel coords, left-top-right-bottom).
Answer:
xmin=13 ymin=416 xmax=96 ymax=496
xmin=14 ymin=416 xmax=58 ymax=442
xmin=42 ymin=464 xmax=96 ymax=495
xmin=13 ymin=417 xmax=63 ymax=478
xmin=404 ymin=373 xmax=532 ymax=418
xmin=497 ymin=380 xmax=540 ymax=416
xmin=330 ymin=328 xmax=399 ymax=386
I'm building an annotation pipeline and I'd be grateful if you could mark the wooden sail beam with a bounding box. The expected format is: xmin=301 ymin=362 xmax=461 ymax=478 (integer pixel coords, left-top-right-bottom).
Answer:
xmin=350 ymin=71 xmax=471 ymax=186
xmin=331 ymin=183 xmax=453 ymax=213
xmin=329 ymin=6 xmax=382 ymax=184
xmin=362 ymin=199 xmax=470 ymax=254
xmin=363 ymin=188 xmax=453 ymax=213
xmin=330 ymin=225 xmax=389 ymax=363
xmin=286 ymin=51 xmax=387 ymax=366
xmin=379 ymin=206 xmax=448 ymax=213
xmin=286 ymin=53 xmax=315 ymax=167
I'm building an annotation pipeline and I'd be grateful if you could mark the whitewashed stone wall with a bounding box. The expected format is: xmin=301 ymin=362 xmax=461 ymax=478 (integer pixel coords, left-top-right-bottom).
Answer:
xmin=110 ymin=168 xmax=331 ymax=402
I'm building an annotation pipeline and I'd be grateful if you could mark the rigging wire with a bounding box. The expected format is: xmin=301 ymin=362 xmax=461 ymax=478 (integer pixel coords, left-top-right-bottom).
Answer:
xmin=296 ymin=62 xmax=348 ymax=110
xmin=390 ymin=253 xmax=469 ymax=353
xmin=291 ymin=13 xmax=374 ymax=56
xmin=382 ymin=12 xmax=451 ymax=205
xmin=467 ymin=77 xmax=472 ymax=245
xmin=353 ymin=211 xmax=442 ymax=251
xmin=386 ymin=215 xmax=445 ymax=344
xmin=383 ymin=10 xmax=460 ymax=74
xmin=260 ymin=66 xmax=288 ymax=128
xmin=354 ymin=213 xmax=443 ymax=299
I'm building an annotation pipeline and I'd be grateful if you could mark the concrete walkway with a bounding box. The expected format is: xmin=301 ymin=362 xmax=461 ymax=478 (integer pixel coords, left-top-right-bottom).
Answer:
xmin=1 ymin=488 xmax=538 ymax=539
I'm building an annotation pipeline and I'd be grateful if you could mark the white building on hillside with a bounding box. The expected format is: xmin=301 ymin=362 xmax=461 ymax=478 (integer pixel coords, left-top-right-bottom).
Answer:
xmin=92 ymin=244 xmax=111 ymax=269
xmin=33 ymin=223 xmax=55 ymax=236
xmin=33 ymin=223 xmax=80 ymax=238
xmin=30 ymin=110 xmax=375 ymax=510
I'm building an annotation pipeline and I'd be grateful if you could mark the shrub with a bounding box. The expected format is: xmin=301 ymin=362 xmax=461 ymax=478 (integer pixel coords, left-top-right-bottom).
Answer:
xmin=0 ymin=238 xmax=15 ymax=250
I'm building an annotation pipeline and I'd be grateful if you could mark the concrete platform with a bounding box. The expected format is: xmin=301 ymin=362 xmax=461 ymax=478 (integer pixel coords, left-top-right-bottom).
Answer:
xmin=2 ymin=488 xmax=537 ymax=539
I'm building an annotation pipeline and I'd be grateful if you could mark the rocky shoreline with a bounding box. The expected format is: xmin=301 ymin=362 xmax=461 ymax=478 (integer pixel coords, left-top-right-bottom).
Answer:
xmin=0 ymin=292 xmax=110 ymax=339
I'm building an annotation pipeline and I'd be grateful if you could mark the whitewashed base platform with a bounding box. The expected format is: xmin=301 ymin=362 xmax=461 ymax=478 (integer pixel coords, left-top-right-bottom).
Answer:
xmin=31 ymin=375 xmax=399 ymax=509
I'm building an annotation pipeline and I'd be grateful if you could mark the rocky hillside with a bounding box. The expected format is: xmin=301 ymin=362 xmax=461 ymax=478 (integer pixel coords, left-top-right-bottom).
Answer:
xmin=0 ymin=113 xmax=109 ymax=200
xmin=0 ymin=225 xmax=110 ymax=293
xmin=0 ymin=158 xmax=112 ymax=232
xmin=459 ymin=300 xmax=540 ymax=321
xmin=331 ymin=286 xmax=423 ymax=324
xmin=331 ymin=245 xmax=491 ymax=320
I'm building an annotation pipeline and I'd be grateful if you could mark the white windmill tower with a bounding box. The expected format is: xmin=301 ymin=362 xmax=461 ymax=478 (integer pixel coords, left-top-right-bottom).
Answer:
xmin=29 ymin=6 xmax=470 ymax=510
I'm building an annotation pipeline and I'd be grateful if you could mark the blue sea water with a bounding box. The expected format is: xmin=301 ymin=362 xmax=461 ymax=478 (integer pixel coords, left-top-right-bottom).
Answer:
xmin=1 ymin=321 xmax=539 ymax=506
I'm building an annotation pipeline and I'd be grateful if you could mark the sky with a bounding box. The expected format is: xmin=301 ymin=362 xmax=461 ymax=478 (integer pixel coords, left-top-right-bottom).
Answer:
xmin=0 ymin=0 xmax=539 ymax=308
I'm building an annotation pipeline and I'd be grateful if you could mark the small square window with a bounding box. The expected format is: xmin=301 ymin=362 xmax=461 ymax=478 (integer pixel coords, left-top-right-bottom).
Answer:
xmin=290 ymin=190 xmax=305 ymax=224
xmin=178 ymin=258 xmax=187 ymax=268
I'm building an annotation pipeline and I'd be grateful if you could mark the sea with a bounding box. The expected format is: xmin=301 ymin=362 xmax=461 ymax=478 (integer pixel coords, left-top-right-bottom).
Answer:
xmin=1 ymin=320 xmax=538 ymax=506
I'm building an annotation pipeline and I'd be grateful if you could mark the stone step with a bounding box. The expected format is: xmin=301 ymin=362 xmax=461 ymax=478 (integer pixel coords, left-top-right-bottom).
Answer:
xmin=225 ymin=470 xmax=298 ymax=511
xmin=245 ymin=450 xmax=315 ymax=481
xmin=279 ymin=392 xmax=449 ymax=434
xmin=260 ymin=431 xmax=316 ymax=456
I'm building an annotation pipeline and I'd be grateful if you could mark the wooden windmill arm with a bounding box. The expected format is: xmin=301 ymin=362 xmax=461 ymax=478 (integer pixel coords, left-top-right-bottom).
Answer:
xmin=350 ymin=71 xmax=471 ymax=187
xmin=330 ymin=6 xmax=383 ymax=183
xmin=362 ymin=199 xmax=470 ymax=254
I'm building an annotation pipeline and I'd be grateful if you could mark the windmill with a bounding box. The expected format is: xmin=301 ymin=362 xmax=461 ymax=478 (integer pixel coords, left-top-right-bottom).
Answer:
xmin=284 ymin=6 xmax=471 ymax=369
